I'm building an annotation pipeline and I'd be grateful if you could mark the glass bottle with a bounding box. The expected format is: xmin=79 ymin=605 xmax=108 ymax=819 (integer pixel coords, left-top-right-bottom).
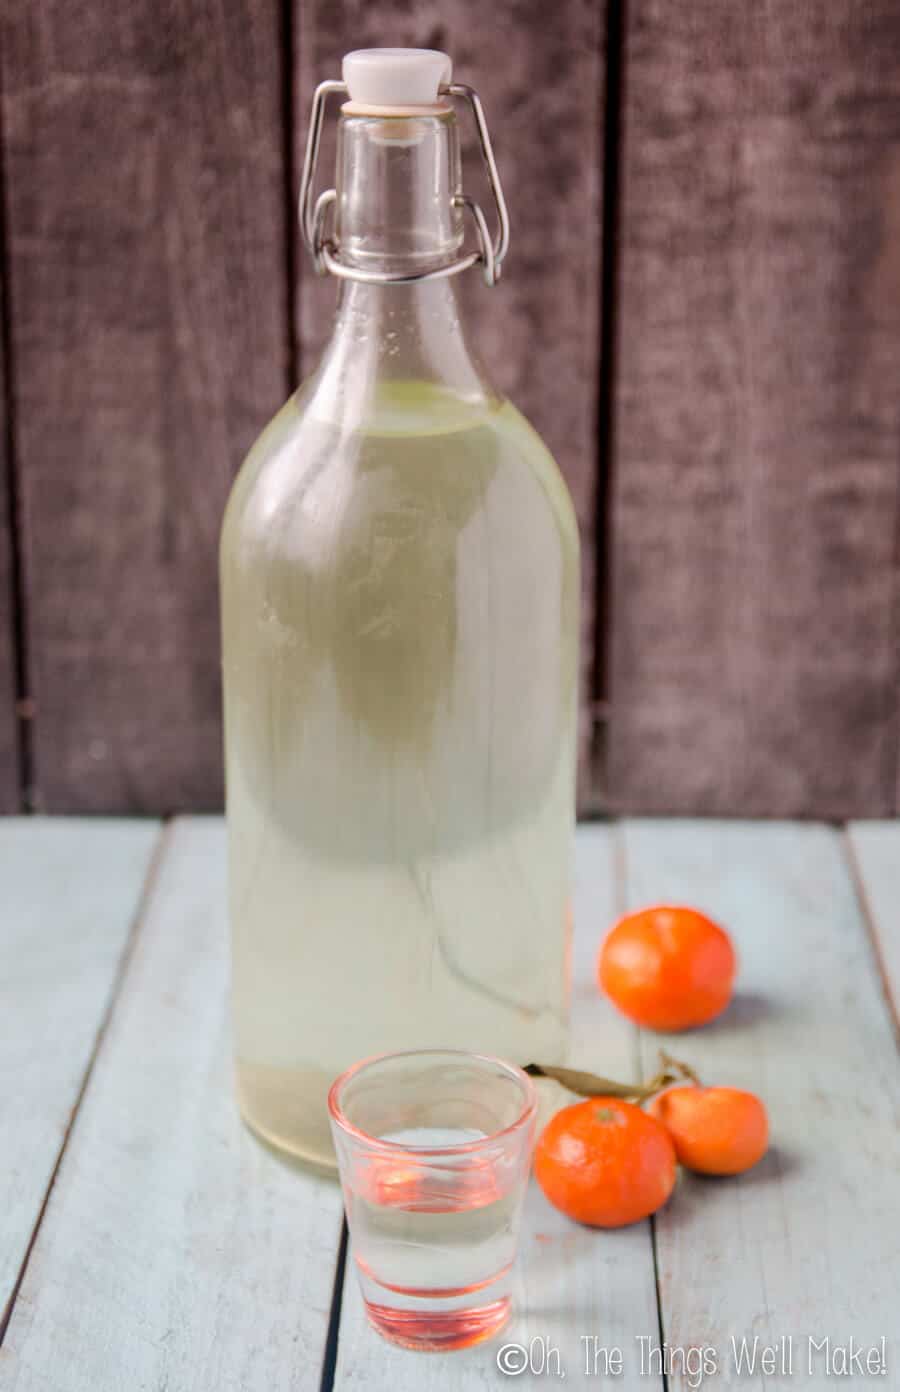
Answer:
xmin=220 ymin=49 xmax=579 ymax=1169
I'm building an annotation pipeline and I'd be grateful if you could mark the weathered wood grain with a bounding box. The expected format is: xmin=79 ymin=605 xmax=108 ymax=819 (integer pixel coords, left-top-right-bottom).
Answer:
xmin=5 ymin=814 xmax=900 ymax=1384
xmin=0 ymin=819 xmax=344 ymax=1391
xmin=0 ymin=263 xmax=20 ymax=811
xmin=294 ymin=1 xmax=605 ymax=798
xmin=0 ymin=818 xmax=160 ymax=1329
xmin=624 ymin=820 xmax=900 ymax=1388
xmin=0 ymin=1 xmax=290 ymax=812
xmin=845 ymin=820 xmax=900 ymax=1039
xmin=607 ymin=2 xmax=900 ymax=817
xmin=333 ymin=826 xmax=664 ymax=1389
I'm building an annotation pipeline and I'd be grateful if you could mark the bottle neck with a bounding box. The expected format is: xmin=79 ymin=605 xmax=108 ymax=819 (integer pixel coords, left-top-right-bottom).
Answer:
xmin=306 ymin=110 xmax=493 ymax=421
xmin=335 ymin=109 xmax=464 ymax=275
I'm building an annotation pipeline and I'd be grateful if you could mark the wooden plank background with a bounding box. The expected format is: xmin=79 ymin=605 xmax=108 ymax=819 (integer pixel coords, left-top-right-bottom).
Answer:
xmin=0 ymin=0 xmax=290 ymax=812
xmin=626 ymin=821 xmax=900 ymax=1387
xmin=605 ymin=0 xmax=900 ymax=817
xmin=4 ymin=816 xmax=899 ymax=1384
xmin=0 ymin=262 xmax=20 ymax=812
xmin=0 ymin=820 xmax=344 ymax=1389
xmin=1 ymin=0 xmax=900 ymax=816
xmin=0 ymin=818 xmax=159 ymax=1329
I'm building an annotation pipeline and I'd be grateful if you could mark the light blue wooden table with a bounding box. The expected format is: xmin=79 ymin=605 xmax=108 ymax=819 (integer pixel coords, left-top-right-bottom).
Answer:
xmin=1 ymin=819 xmax=898 ymax=1390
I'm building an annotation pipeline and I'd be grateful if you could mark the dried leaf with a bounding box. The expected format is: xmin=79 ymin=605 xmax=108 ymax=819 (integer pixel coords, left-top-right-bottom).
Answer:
xmin=525 ymin=1051 xmax=702 ymax=1103
xmin=524 ymin=1064 xmax=646 ymax=1099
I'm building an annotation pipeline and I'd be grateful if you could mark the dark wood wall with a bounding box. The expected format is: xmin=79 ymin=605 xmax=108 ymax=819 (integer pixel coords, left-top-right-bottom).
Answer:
xmin=0 ymin=0 xmax=898 ymax=817
xmin=1 ymin=0 xmax=290 ymax=812
xmin=606 ymin=0 xmax=900 ymax=817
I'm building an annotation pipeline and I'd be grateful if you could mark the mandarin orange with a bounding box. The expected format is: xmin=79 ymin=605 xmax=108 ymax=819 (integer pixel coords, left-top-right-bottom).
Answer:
xmin=598 ymin=905 xmax=736 ymax=1030
xmin=648 ymin=1085 xmax=768 ymax=1175
xmin=534 ymin=1097 xmax=676 ymax=1227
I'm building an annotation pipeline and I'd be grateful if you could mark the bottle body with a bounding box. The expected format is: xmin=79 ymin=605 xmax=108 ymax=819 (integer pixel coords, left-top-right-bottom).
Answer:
xmin=221 ymin=375 xmax=578 ymax=1166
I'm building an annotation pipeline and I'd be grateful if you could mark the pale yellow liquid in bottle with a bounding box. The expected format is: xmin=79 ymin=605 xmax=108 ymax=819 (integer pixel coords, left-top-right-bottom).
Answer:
xmin=220 ymin=382 xmax=579 ymax=1169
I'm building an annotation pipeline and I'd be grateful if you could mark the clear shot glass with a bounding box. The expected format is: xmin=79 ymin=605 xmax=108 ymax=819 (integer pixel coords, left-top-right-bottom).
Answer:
xmin=328 ymin=1049 xmax=538 ymax=1351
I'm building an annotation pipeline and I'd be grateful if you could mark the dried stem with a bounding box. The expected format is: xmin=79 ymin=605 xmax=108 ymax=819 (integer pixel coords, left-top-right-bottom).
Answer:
xmin=525 ymin=1050 xmax=702 ymax=1104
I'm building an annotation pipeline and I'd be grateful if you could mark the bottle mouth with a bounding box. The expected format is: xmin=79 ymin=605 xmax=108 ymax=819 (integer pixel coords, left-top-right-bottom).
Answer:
xmin=342 ymin=109 xmax=453 ymax=150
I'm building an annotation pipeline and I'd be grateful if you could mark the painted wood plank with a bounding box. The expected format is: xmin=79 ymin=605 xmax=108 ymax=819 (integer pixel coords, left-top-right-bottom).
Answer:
xmin=607 ymin=2 xmax=900 ymax=817
xmin=624 ymin=820 xmax=900 ymax=1389
xmin=333 ymin=825 xmax=664 ymax=1389
xmin=0 ymin=2 xmax=290 ymax=812
xmin=845 ymin=821 xmax=900 ymax=1038
xmin=0 ymin=819 xmax=344 ymax=1391
xmin=0 ymin=818 xmax=160 ymax=1327
xmin=0 ymin=266 xmax=21 ymax=812
xmin=295 ymin=0 xmax=605 ymax=800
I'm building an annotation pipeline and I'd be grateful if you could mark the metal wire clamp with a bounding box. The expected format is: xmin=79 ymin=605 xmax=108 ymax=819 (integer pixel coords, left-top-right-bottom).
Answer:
xmin=298 ymin=80 xmax=509 ymax=287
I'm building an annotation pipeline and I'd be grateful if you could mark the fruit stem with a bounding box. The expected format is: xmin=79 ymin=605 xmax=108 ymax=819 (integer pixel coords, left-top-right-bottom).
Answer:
xmin=525 ymin=1052 xmax=702 ymax=1103
xmin=658 ymin=1049 xmax=702 ymax=1088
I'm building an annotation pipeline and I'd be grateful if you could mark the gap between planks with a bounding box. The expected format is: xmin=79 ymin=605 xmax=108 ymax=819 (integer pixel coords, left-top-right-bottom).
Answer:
xmin=0 ymin=821 xmax=172 ymax=1345
xmin=617 ymin=821 xmax=672 ymax=1392
xmin=318 ymin=1221 xmax=348 ymax=1392
xmin=841 ymin=825 xmax=900 ymax=1049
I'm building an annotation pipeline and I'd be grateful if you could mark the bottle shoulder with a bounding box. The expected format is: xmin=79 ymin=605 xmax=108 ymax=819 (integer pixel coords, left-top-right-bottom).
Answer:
xmin=222 ymin=392 xmax=305 ymax=538
xmin=490 ymin=399 xmax=580 ymax=553
xmin=221 ymin=381 xmax=578 ymax=563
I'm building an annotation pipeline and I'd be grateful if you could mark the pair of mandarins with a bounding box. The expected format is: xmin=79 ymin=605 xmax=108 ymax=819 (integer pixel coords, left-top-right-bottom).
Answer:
xmin=534 ymin=906 xmax=769 ymax=1228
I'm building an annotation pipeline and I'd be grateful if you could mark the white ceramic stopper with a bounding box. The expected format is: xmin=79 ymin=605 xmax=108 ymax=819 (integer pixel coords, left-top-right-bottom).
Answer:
xmin=342 ymin=48 xmax=452 ymax=107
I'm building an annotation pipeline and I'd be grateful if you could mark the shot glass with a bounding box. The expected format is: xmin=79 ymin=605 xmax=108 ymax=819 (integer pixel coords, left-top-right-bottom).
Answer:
xmin=328 ymin=1048 xmax=538 ymax=1351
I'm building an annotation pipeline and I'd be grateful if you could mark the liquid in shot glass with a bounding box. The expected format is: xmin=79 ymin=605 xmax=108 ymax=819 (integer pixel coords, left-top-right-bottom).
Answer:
xmin=328 ymin=1049 xmax=537 ymax=1351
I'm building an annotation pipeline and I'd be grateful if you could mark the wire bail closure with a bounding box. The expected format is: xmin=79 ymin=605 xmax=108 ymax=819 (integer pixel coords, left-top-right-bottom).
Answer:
xmin=298 ymin=80 xmax=509 ymax=287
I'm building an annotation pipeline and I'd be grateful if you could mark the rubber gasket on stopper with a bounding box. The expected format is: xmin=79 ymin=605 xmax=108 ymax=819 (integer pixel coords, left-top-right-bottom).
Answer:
xmin=341 ymin=101 xmax=452 ymax=118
